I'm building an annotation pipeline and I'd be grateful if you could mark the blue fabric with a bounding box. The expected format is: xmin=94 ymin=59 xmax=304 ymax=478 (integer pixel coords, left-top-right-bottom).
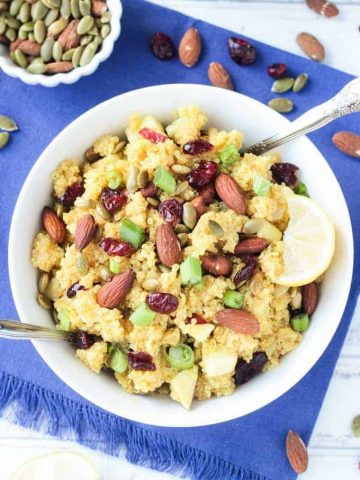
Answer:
xmin=0 ymin=1 xmax=359 ymax=479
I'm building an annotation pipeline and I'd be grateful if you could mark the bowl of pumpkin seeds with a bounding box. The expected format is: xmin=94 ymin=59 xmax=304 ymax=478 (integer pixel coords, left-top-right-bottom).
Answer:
xmin=0 ymin=0 xmax=122 ymax=86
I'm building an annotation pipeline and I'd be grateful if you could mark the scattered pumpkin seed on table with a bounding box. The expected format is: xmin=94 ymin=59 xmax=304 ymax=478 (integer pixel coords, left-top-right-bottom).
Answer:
xmin=268 ymin=98 xmax=294 ymax=113
xmin=271 ymin=77 xmax=294 ymax=93
xmin=0 ymin=115 xmax=18 ymax=131
xmin=352 ymin=415 xmax=360 ymax=437
xmin=0 ymin=132 xmax=9 ymax=149
xmin=293 ymin=73 xmax=308 ymax=93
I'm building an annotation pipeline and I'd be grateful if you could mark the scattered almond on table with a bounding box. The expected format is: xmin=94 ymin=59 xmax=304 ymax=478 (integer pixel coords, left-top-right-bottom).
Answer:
xmin=286 ymin=430 xmax=309 ymax=474
xmin=332 ymin=131 xmax=360 ymax=158
xmin=178 ymin=27 xmax=201 ymax=67
xmin=297 ymin=32 xmax=325 ymax=62
xmin=208 ymin=61 xmax=234 ymax=90
xmin=305 ymin=0 xmax=339 ymax=18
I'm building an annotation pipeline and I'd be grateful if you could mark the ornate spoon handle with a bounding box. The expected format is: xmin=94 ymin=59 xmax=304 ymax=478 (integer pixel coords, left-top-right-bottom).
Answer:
xmin=244 ymin=77 xmax=360 ymax=156
xmin=0 ymin=319 xmax=68 ymax=341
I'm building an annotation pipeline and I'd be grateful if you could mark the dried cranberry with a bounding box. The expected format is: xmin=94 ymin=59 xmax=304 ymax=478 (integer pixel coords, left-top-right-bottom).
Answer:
xmin=289 ymin=307 xmax=304 ymax=318
xmin=141 ymin=181 xmax=156 ymax=198
xmin=146 ymin=292 xmax=179 ymax=314
xmin=139 ymin=128 xmax=168 ymax=144
xmin=67 ymin=282 xmax=86 ymax=298
xmin=100 ymin=187 xmax=127 ymax=213
xmin=68 ymin=331 xmax=96 ymax=350
xmin=228 ymin=37 xmax=256 ymax=65
xmin=183 ymin=140 xmax=213 ymax=156
xmin=233 ymin=255 xmax=258 ymax=285
xmin=185 ymin=313 xmax=207 ymax=325
xmin=270 ymin=163 xmax=299 ymax=187
xmin=234 ymin=351 xmax=267 ymax=385
xmin=187 ymin=161 xmax=218 ymax=189
xmin=267 ymin=63 xmax=287 ymax=78
xmin=150 ymin=32 xmax=175 ymax=60
xmin=99 ymin=238 xmax=134 ymax=256
xmin=198 ymin=182 xmax=216 ymax=204
xmin=159 ymin=199 xmax=183 ymax=225
xmin=58 ymin=182 xmax=85 ymax=206
xmin=128 ymin=351 xmax=156 ymax=371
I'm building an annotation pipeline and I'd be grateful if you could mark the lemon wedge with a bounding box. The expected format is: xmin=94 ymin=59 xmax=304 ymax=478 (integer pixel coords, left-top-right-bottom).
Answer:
xmin=276 ymin=195 xmax=335 ymax=287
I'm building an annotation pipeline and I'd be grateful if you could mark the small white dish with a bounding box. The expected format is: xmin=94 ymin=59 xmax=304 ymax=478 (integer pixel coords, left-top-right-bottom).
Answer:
xmin=0 ymin=0 xmax=122 ymax=87
xmin=8 ymin=84 xmax=354 ymax=427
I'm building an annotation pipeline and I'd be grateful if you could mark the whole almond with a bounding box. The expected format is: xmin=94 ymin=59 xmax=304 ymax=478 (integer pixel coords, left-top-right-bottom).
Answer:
xmin=198 ymin=183 xmax=216 ymax=205
xmin=75 ymin=214 xmax=96 ymax=251
xmin=306 ymin=0 xmax=339 ymax=17
xmin=191 ymin=196 xmax=206 ymax=217
xmin=58 ymin=19 xmax=80 ymax=51
xmin=9 ymin=39 xmax=22 ymax=51
xmin=235 ymin=237 xmax=269 ymax=255
xmin=302 ymin=282 xmax=318 ymax=315
xmin=179 ymin=27 xmax=201 ymax=67
xmin=215 ymin=173 xmax=247 ymax=214
xmin=42 ymin=207 xmax=66 ymax=244
xmin=201 ymin=255 xmax=233 ymax=277
xmin=216 ymin=309 xmax=260 ymax=334
xmin=91 ymin=0 xmax=106 ymax=17
xmin=332 ymin=131 xmax=360 ymax=158
xmin=18 ymin=40 xmax=41 ymax=56
xmin=296 ymin=32 xmax=325 ymax=62
xmin=208 ymin=62 xmax=234 ymax=90
xmin=97 ymin=270 xmax=135 ymax=308
xmin=286 ymin=430 xmax=309 ymax=474
xmin=46 ymin=62 xmax=74 ymax=74
xmin=156 ymin=223 xmax=182 ymax=267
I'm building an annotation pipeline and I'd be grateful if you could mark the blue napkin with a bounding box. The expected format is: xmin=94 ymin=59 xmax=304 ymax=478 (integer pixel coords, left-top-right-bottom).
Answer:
xmin=0 ymin=1 xmax=359 ymax=479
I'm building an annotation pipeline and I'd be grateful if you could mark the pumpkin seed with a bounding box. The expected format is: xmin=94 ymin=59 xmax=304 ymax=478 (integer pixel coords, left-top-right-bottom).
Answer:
xmin=0 ymin=132 xmax=9 ymax=148
xmin=18 ymin=2 xmax=30 ymax=23
xmin=0 ymin=114 xmax=17 ymax=131
xmin=182 ymin=202 xmax=197 ymax=230
xmin=172 ymin=180 xmax=189 ymax=197
xmin=92 ymin=35 xmax=102 ymax=46
xmin=142 ymin=278 xmax=159 ymax=292
xmin=171 ymin=164 xmax=191 ymax=175
xmin=70 ymin=0 xmax=79 ymax=17
xmin=46 ymin=277 xmax=61 ymax=300
xmin=76 ymin=14 xmax=93 ymax=34
xmin=250 ymin=272 xmax=263 ymax=297
xmin=71 ymin=44 xmax=83 ymax=67
xmin=87 ymin=24 xmax=97 ymax=36
xmin=208 ymin=220 xmax=224 ymax=237
xmin=38 ymin=272 xmax=50 ymax=293
xmin=177 ymin=232 xmax=189 ymax=247
xmin=60 ymin=0 xmax=70 ymax=18
xmin=93 ymin=224 xmax=102 ymax=242
xmin=52 ymin=309 xmax=58 ymax=324
xmin=147 ymin=197 xmax=159 ymax=208
xmin=41 ymin=0 xmax=60 ymax=9
xmin=126 ymin=166 xmax=139 ymax=193
xmin=113 ymin=141 xmax=125 ymax=154
xmin=0 ymin=16 xmax=6 ymax=34
xmin=22 ymin=20 xmax=34 ymax=31
xmin=84 ymin=145 xmax=100 ymax=162
xmin=100 ymin=23 xmax=109 ymax=39
xmin=27 ymin=61 xmax=46 ymax=73
xmin=242 ymin=218 xmax=265 ymax=234
xmin=80 ymin=33 xmax=92 ymax=45
xmin=100 ymin=10 xmax=110 ymax=23
xmin=47 ymin=16 xmax=67 ymax=36
xmin=352 ymin=415 xmax=360 ymax=437
xmin=96 ymin=201 xmax=111 ymax=220
xmin=268 ymin=98 xmax=294 ymax=114
xmin=41 ymin=36 xmax=54 ymax=61
xmin=44 ymin=7 xmax=58 ymax=26
xmin=174 ymin=223 xmax=189 ymax=234
xmin=98 ymin=265 xmax=111 ymax=281
xmin=62 ymin=47 xmax=75 ymax=61
xmin=54 ymin=203 xmax=64 ymax=217
xmin=6 ymin=17 xmax=21 ymax=28
xmin=76 ymin=251 xmax=89 ymax=276
xmin=291 ymin=291 xmax=302 ymax=309
xmin=14 ymin=48 xmax=27 ymax=67
xmin=52 ymin=40 xmax=63 ymax=61
xmin=78 ymin=0 xmax=90 ymax=16
xmin=31 ymin=56 xmax=44 ymax=63
xmin=5 ymin=27 xmax=16 ymax=41
xmin=28 ymin=31 xmax=35 ymax=41
xmin=79 ymin=39 xmax=96 ymax=66
xmin=9 ymin=0 xmax=23 ymax=16
xmin=31 ymin=1 xmax=49 ymax=21
xmin=159 ymin=264 xmax=170 ymax=274
xmin=9 ymin=51 xmax=16 ymax=63
xmin=293 ymin=73 xmax=308 ymax=93
xmin=271 ymin=77 xmax=294 ymax=93
xmin=137 ymin=170 xmax=149 ymax=189
xmin=37 ymin=292 xmax=51 ymax=309
xmin=18 ymin=25 xmax=28 ymax=39
xmin=34 ymin=19 xmax=46 ymax=43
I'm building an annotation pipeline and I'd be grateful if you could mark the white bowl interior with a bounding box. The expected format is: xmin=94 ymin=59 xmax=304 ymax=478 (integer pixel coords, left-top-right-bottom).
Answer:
xmin=0 ymin=0 xmax=122 ymax=87
xmin=9 ymin=84 xmax=353 ymax=427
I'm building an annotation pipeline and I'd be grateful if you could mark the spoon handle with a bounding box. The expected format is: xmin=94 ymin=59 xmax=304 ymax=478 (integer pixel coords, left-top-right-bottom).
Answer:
xmin=245 ymin=77 xmax=360 ymax=156
xmin=0 ymin=319 xmax=68 ymax=341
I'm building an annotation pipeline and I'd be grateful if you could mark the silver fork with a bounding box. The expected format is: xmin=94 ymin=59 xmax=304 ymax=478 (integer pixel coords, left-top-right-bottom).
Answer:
xmin=0 ymin=319 xmax=69 ymax=342
xmin=244 ymin=77 xmax=360 ymax=156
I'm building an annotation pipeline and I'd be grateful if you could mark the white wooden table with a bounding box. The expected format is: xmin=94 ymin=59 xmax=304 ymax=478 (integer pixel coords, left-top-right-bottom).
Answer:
xmin=1 ymin=1 xmax=359 ymax=479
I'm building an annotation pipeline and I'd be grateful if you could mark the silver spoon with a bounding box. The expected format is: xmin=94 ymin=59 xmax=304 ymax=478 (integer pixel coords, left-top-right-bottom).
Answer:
xmin=244 ymin=77 xmax=360 ymax=156
xmin=0 ymin=319 xmax=71 ymax=342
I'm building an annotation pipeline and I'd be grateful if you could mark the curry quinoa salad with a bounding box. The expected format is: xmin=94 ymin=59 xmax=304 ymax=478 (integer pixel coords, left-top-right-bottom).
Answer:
xmin=31 ymin=106 xmax=335 ymax=410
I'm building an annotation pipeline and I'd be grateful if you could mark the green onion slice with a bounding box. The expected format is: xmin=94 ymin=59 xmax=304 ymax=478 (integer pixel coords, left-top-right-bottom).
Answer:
xmin=290 ymin=313 xmax=310 ymax=333
xmin=106 ymin=170 xmax=122 ymax=190
xmin=58 ymin=309 xmax=71 ymax=331
xmin=130 ymin=302 xmax=156 ymax=326
xmin=109 ymin=259 xmax=121 ymax=274
xmin=180 ymin=256 xmax=202 ymax=286
xmin=120 ymin=218 xmax=145 ymax=249
xmin=294 ymin=182 xmax=309 ymax=197
xmin=219 ymin=144 xmax=240 ymax=167
xmin=154 ymin=166 xmax=176 ymax=194
xmin=109 ymin=347 xmax=128 ymax=373
xmin=253 ymin=175 xmax=271 ymax=197
xmin=224 ymin=290 xmax=244 ymax=309
xmin=165 ymin=344 xmax=194 ymax=370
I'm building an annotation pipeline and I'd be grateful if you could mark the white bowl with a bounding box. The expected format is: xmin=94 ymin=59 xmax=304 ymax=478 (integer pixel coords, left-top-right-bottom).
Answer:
xmin=9 ymin=84 xmax=353 ymax=427
xmin=0 ymin=0 xmax=122 ymax=87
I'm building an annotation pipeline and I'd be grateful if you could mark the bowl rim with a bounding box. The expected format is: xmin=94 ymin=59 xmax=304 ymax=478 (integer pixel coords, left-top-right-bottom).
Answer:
xmin=8 ymin=84 xmax=354 ymax=426
xmin=0 ymin=0 xmax=122 ymax=87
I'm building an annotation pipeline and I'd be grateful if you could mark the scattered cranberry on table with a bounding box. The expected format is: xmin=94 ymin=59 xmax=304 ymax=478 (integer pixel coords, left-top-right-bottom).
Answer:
xmin=228 ymin=37 xmax=256 ymax=65
xmin=150 ymin=32 xmax=175 ymax=60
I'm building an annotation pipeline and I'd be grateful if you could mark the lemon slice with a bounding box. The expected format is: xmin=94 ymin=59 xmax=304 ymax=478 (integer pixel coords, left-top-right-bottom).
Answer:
xmin=276 ymin=195 xmax=335 ymax=287
xmin=11 ymin=451 xmax=100 ymax=480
